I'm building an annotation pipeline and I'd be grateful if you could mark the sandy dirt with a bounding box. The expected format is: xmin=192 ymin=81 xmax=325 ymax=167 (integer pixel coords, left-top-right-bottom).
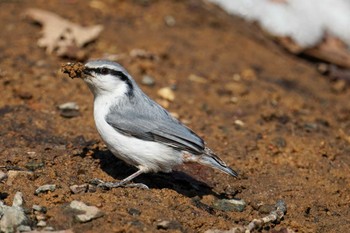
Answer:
xmin=1 ymin=0 xmax=350 ymax=232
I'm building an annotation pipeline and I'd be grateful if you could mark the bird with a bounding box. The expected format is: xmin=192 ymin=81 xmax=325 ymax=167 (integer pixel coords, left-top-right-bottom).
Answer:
xmin=78 ymin=59 xmax=238 ymax=189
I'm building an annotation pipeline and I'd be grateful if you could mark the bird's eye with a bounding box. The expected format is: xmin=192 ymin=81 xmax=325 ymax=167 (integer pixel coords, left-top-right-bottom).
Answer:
xmin=100 ymin=68 xmax=109 ymax=75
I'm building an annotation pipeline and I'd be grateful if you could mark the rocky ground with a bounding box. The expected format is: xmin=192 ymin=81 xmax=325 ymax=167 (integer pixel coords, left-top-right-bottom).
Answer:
xmin=0 ymin=0 xmax=349 ymax=232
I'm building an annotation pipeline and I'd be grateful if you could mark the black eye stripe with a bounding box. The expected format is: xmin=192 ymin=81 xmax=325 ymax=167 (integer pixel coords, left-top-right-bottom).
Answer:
xmin=86 ymin=67 xmax=127 ymax=79
xmin=87 ymin=67 xmax=110 ymax=75
xmin=85 ymin=67 xmax=134 ymax=97
xmin=100 ymin=67 xmax=109 ymax=75
xmin=110 ymin=70 xmax=134 ymax=97
xmin=110 ymin=70 xmax=128 ymax=81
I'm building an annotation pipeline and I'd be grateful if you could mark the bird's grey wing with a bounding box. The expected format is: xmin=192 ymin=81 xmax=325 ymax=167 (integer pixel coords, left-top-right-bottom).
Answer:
xmin=106 ymin=105 xmax=205 ymax=155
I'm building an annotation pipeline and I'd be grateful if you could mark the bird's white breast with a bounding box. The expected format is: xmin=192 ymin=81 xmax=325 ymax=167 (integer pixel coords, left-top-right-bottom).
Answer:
xmin=92 ymin=94 xmax=182 ymax=173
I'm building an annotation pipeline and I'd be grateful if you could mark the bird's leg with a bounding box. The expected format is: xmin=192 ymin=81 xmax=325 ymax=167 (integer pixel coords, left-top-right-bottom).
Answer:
xmin=90 ymin=169 xmax=148 ymax=189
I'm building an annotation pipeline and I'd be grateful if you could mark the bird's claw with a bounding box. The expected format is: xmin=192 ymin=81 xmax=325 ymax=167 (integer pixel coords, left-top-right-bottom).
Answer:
xmin=89 ymin=178 xmax=105 ymax=186
xmin=97 ymin=182 xmax=122 ymax=189
xmin=124 ymin=183 xmax=149 ymax=189
xmin=89 ymin=178 xmax=149 ymax=189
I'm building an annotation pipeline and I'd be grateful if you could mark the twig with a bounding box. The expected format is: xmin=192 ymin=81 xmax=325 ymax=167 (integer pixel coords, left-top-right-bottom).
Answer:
xmin=245 ymin=200 xmax=287 ymax=232
xmin=205 ymin=200 xmax=287 ymax=233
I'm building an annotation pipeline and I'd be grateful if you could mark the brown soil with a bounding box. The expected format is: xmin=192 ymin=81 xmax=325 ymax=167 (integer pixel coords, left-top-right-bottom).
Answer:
xmin=61 ymin=62 xmax=85 ymax=79
xmin=1 ymin=0 xmax=350 ymax=232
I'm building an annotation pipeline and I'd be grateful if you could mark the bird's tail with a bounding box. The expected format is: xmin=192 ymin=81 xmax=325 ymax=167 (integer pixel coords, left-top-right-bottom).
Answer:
xmin=197 ymin=147 xmax=238 ymax=177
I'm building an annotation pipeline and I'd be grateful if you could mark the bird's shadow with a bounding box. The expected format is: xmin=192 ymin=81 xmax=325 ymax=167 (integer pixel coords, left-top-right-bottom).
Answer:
xmin=86 ymin=147 xmax=229 ymax=199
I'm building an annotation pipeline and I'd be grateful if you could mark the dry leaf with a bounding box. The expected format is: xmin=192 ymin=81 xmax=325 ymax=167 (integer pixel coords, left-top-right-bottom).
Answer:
xmin=157 ymin=87 xmax=175 ymax=102
xmin=25 ymin=8 xmax=103 ymax=59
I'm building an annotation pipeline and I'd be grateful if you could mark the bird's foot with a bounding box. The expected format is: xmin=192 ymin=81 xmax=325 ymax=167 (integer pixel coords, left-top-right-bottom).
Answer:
xmin=89 ymin=178 xmax=149 ymax=190
xmin=123 ymin=183 xmax=149 ymax=189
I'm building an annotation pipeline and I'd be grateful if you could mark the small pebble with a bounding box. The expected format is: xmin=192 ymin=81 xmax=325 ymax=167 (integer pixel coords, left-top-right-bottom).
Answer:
xmin=134 ymin=0 xmax=151 ymax=6
xmin=70 ymin=184 xmax=89 ymax=194
xmin=32 ymin=204 xmax=47 ymax=213
xmin=27 ymin=151 xmax=36 ymax=156
xmin=35 ymin=60 xmax=47 ymax=67
xmin=304 ymin=122 xmax=318 ymax=132
xmin=241 ymin=68 xmax=257 ymax=81
xmin=141 ymin=75 xmax=155 ymax=86
xmin=212 ymin=198 xmax=246 ymax=212
xmin=17 ymin=91 xmax=33 ymax=100
xmin=170 ymin=83 xmax=177 ymax=91
xmin=331 ymin=79 xmax=347 ymax=93
xmin=317 ymin=63 xmax=328 ymax=73
xmin=188 ymin=74 xmax=208 ymax=84
xmin=232 ymin=74 xmax=241 ymax=81
xmin=225 ymin=82 xmax=248 ymax=96
xmin=58 ymin=102 xmax=80 ymax=118
xmin=36 ymin=214 xmax=46 ymax=221
xmin=130 ymin=220 xmax=143 ymax=228
xmin=0 ymin=171 xmax=7 ymax=182
xmin=58 ymin=102 xmax=79 ymax=111
xmin=42 ymin=226 xmax=55 ymax=231
xmin=0 ymin=192 xmax=28 ymax=232
xmin=89 ymin=0 xmax=107 ymax=11
xmin=258 ymin=204 xmax=276 ymax=214
xmin=164 ymin=15 xmax=176 ymax=26
xmin=156 ymin=99 xmax=170 ymax=108
xmin=170 ymin=112 xmax=179 ymax=119
xmin=156 ymin=220 xmax=183 ymax=231
xmin=273 ymin=136 xmax=287 ymax=148
xmin=229 ymin=97 xmax=238 ymax=104
xmin=69 ymin=200 xmax=103 ymax=223
xmin=35 ymin=184 xmax=56 ymax=195
xmin=128 ymin=208 xmax=141 ymax=216
xmin=234 ymin=119 xmax=245 ymax=127
xmin=25 ymin=161 xmax=44 ymax=171
xmin=13 ymin=192 xmax=24 ymax=207
xmin=17 ymin=225 xmax=32 ymax=232
xmin=6 ymin=170 xmax=33 ymax=186
xmin=157 ymin=87 xmax=175 ymax=101
xmin=37 ymin=220 xmax=47 ymax=227
xmin=130 ymin=49 xmax=156 ymax=60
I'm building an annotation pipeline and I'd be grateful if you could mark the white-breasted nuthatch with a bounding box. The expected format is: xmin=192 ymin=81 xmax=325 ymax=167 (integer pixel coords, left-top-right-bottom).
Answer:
xmin=79 ymin=60 xmax=237 ymax=189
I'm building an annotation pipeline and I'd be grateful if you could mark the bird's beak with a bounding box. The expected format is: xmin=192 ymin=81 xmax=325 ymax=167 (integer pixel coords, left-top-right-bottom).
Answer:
xmin=82 ymin=68 xmax=92 ymax=77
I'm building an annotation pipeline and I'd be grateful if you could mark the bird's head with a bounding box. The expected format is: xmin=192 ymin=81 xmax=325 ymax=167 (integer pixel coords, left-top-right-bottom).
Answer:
xmin=82 ymin=60 xmax=134 ymax=97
